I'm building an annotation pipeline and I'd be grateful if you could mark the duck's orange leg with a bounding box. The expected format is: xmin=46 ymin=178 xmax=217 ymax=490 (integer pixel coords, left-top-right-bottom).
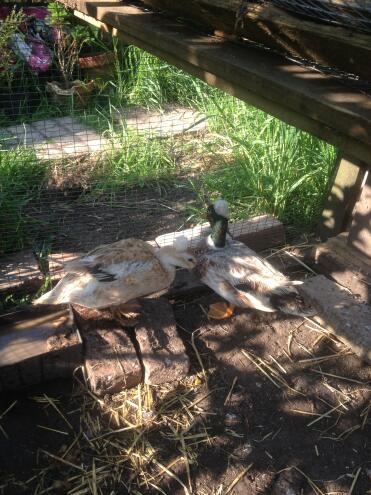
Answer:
xmin=207 ymin=302 xmax=236 ymax=320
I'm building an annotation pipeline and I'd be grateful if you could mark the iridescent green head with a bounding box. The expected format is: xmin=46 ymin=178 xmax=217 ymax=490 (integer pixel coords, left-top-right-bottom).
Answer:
xmin=207 ymin=199 xmax=230 ymax=248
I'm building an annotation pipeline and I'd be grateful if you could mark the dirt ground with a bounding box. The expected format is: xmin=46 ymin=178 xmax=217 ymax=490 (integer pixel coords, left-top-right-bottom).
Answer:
xmin=1 ymin=284 xmax=370 ymax=494
xmin=31 ymin=183 xmax=198 ymax=254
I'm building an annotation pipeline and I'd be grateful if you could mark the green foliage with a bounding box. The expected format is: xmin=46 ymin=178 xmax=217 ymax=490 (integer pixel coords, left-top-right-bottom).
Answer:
xmin=0 ymin=149 xmax=47 ymax=254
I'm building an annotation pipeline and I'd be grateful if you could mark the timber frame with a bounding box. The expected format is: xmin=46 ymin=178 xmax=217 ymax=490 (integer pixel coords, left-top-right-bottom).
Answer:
xmin=58 ymin=0 xmax=371 ymax=238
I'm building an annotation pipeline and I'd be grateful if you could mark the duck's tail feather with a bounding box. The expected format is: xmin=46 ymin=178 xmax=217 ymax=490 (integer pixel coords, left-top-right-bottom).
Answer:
xmin=216 ymin=280 xmax=276 ymax=313
xmin=33 ymin=275 xmax=74 ymax=305
xmin=34 ymin=288 xmax=61 ymax=305
xmin=270 ymin=283 xmax=316 ymax=317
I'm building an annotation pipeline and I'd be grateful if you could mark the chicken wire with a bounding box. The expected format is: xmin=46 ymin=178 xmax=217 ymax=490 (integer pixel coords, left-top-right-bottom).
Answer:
xmin=0 ymin=49 xmax=284 ymax=301
xmin=270 ymin=0 xmax=371 ymax=33
xmin=0 ymin=3 xmax=329 ymax=301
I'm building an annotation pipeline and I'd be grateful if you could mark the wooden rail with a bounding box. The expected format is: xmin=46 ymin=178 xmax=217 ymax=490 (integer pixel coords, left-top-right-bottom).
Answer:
xmin=59 ymin=0 xmax=371 ymax=166
xmin=141 ymin=0 xmax=371 ymax=82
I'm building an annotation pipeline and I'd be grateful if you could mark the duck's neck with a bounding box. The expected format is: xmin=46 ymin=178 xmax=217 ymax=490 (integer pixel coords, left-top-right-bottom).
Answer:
xmin=209 ymin=218 xmax=228 ymax=248
xmin=155 ymin=249 xmax=176 ymax=279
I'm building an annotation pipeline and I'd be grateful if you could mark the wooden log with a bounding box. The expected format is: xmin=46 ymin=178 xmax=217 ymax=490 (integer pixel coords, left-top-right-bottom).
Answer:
xmin=310 ymin=233 xmax=371 ymax=303
xmin=0 ymin=305 xmax=82 ymax=391
xmin=347 ymin=169 xmax=371 ymax=258
xmin=299 ymin=275 xmax=371 ymax=364
xmin=72 ymin=305 xmax=143 ymax=395
xmin=140 ymin=0 xmax=371 ymax=81
xmin=135 ymin=298 xmax=189 ymax=384
xmin=63 ymin=1 xmax=371 ymax=165
xmin=317 ymin=156 xmax=366 ymax=240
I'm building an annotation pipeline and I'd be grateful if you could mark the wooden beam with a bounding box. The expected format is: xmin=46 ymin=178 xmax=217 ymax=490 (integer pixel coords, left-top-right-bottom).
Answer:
xmin=347 ymin=169 xmax=371 ymax=257
xmin=318 ymin=155 xmax=366 ymax=240
xmin=0 ymin=305 xmax=82 ymax=391
xmin=140 ymin=0 xmax=371 ymax=82
xmin=59 ymin=1 xmax=371 ymax=165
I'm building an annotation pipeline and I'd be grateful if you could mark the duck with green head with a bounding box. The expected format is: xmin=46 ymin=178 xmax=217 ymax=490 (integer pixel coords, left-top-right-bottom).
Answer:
xmin=195 ymin=199 xmax=315 ymax=320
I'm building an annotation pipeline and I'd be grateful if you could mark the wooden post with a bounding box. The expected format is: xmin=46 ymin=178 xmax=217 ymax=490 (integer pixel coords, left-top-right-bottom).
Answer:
xmin=317 ymin=155 xmax=366 ymax=240
xmin=347 ymin=168 xmax=371 ymax=258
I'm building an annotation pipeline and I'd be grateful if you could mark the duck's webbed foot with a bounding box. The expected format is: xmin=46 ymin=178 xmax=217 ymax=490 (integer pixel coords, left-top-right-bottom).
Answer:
xmin=111 ymin=301 xmax=140 ymax=327
xmin=207 ymin=302 xmax=236 ymax=320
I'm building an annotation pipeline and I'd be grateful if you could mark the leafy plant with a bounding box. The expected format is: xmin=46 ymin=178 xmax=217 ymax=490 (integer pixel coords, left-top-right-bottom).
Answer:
xmin=0 ymin=8 xmax=26 ymax=86
xmin=47 ymin=3 xmax=92 ymax=86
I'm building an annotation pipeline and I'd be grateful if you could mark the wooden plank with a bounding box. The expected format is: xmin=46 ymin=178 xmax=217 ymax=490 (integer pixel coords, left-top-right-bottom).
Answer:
xmin=309 ymin=233 xmax=371 ymax=303
xmin=347 ymin=169 xmax=371 ymax=258
xmin=299 ymin=275 xmax=371 ymax=364
xmin=60 ymin=1 xmax=371 ymax=165
xmin=140 ymin=0 xmax=371 ymax=81
xmin=317 ymin=155 xmax=366 ymax=240
xmin=0 ymin=305 xmax=82 ymax=391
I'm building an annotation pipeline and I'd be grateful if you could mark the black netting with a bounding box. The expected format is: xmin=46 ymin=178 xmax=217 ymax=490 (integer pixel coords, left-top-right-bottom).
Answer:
xmin=270 ymin=0 xmax=371 ymax=33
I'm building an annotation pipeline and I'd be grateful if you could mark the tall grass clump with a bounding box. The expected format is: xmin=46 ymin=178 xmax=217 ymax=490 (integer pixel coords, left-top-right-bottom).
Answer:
xmin=106 ymin=46 xmax=336 ymax=230
xmin=109 ymin=45 xmax=204 ymax=108
xmin=0 ymin=149 xmax=47 ymax=253
xmin=93 ymin=130 xmax=179 ymax=190
xmin=189 ymin=93 xmax=336 ymax=230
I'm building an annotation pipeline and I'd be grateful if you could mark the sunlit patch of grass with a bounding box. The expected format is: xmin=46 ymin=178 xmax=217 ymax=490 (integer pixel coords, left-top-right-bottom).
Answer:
xmin=0 ymin=148 xmax=47 ymax=254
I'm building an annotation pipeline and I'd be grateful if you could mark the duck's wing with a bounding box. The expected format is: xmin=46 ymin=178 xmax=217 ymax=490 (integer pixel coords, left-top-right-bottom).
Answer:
xmin=199 ymin=241 xmax=288 ymax=292
xmin=196 ymin=250 xmax=276 ymax=311
xmin=64 ymin=238 xmax=156 ymax=282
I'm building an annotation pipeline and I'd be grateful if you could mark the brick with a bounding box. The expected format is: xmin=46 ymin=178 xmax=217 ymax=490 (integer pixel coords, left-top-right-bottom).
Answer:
xmin=299 ymin=275 xmax=371 ymax=363
xmin=72 ymin=306 xmax=142 ymax=395
xmin=135 ymin=298 xmax=189 ymax=385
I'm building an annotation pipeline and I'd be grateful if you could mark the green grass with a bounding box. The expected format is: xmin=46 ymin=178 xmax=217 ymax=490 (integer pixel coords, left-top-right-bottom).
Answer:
xmin=93 ymin=130 xmax=179 ymax=190
xmin=191 ymin=96 xmax=336 ymax=229
xmin=0 ymin=148 xmax=47 ymax=254
xmin=99 ymin=46 xmax=336 ymax=230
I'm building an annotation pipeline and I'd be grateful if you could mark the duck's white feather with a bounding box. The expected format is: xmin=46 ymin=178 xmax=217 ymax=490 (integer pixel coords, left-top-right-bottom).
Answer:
xmin=35 ymin=238 xmax=172 ymax=308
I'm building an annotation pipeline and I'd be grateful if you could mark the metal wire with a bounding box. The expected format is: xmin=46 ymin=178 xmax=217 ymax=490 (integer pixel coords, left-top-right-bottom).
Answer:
xmin=270 ymin=0 xmax=371 ymax=33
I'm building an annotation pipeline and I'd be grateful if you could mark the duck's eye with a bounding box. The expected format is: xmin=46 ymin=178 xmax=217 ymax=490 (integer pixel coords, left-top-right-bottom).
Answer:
xmin=188 ymin=257 xmax=194 ymax=262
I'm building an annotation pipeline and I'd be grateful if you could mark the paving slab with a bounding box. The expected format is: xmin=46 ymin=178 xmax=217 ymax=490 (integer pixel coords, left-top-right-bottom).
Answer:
xmin=299 ymin=275 xmax=371 ymax=363
xmin=113 ymin=104 xmax=207 ymax=137
xmin=135 ymin=297 xmax=190 ymax=385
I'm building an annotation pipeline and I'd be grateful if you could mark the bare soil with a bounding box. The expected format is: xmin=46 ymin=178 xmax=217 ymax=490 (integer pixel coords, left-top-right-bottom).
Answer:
xmin=0 ymin=290 xmax=370 ymax=494
xmin=30 ymin=183 xmax=198 ymax=254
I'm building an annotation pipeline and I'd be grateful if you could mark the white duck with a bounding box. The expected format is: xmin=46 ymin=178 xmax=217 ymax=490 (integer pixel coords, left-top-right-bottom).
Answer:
xmin=34 ymin=237 xmax=196 ymax=320
xmin=194 ymin=200 xmax=315 ymax=319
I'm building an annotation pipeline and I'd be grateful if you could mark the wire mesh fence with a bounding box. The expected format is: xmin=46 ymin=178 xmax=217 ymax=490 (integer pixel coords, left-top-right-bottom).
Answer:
xmin=0 ymin=2 xmax=338 ymax=308
xmin=271 ymin=0 xmax=371 ymax=34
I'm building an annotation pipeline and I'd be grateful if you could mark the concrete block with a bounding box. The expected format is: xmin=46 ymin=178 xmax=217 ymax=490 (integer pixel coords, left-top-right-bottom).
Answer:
xmin=299 ymin=275 xmax=371 ymax=363
xmin=310 ymin=233 xmax=371 ymax=303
